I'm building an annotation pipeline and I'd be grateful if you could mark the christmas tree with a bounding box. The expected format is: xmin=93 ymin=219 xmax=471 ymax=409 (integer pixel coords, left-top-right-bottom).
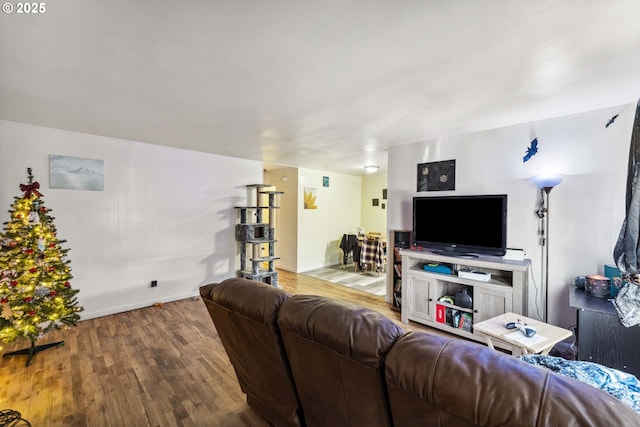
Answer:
xmin=0 ymin=168 xmax=83 ymax=366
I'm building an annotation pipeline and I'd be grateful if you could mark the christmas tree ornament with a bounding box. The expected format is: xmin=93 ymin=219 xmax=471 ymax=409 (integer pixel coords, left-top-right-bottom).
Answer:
xmin=27 ymin=211 xmax=39 ymax=224
xmin=0 ymin=168 xmax=83 ymax=366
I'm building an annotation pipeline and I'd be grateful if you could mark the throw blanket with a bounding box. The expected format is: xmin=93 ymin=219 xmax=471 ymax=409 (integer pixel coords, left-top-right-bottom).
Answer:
xmin=519 ymin=354 xmax=640 ymax=414
xmin=361 ymin=238 xmax=384 ymax=272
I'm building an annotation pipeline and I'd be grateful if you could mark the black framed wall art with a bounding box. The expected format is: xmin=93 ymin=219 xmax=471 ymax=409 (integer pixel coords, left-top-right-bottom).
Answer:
xmin=417 ymin=159 xmax=456 ymax=192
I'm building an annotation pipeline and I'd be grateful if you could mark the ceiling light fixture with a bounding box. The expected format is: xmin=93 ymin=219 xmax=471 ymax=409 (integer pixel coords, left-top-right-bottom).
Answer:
xmin=364 ymin=165 xmax=380 ymax=173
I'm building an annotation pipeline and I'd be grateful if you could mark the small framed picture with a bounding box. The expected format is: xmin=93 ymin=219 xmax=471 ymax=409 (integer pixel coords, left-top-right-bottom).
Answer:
xmin=304 ymin=187 xmax=318 ymax=209
xmin=372 ymin=198 xmax=379 ymax=207
xmin=323 ymin=176 xmax=329 ymax=187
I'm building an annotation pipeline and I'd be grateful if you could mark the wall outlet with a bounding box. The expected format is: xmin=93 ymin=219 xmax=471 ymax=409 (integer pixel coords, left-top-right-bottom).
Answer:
xmin=151 ymin=280 xmax=158 ymax=288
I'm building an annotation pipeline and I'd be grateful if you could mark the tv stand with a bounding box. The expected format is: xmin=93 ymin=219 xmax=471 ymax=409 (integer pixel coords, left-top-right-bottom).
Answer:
xmin=400 ymin=249 xmax=530 ymax=348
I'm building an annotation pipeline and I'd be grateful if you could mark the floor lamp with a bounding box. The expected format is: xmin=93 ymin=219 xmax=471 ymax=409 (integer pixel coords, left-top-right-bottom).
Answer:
xmin=531 ymin=174 xmax=563 ymax=322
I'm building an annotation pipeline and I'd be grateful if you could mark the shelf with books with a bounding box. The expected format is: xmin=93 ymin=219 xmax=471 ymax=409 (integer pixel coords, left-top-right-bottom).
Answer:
xmin=387 ymin=230 xmax=411 ymax=311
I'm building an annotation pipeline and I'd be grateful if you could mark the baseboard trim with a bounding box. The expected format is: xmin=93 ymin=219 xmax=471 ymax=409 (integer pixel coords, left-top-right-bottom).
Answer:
xmin=79 ymin=291 xmax=200 ymax=321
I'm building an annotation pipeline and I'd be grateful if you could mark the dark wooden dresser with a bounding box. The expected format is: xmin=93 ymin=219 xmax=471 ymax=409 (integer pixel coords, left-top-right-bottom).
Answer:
xmin=569 ymin=286 xmax=640 ymax=377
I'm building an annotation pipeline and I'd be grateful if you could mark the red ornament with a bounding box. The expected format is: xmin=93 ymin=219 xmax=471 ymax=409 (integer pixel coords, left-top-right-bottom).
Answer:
xmin=29 ymin=267 xmax=38 ymax=273
xmin=10 ymin=280 xmax=17 ymax=287
xmin=39 ymin=207 xmax=47 ymax=212
xmin=24 ymin=249 xmax=34 ymax=254
xmin=63 ymin=282 xmax=71 ymax=287
xmin=28 ymin=310 xmax=36 ymax=316
xmin=50 ymin=291 xmax=56 ymax=297
xmin=1 ymin=298 xmax=8 ymax=303
xmin=25 ymin=297 xmax=32 ymax=302
xmin=47 ymin=266 xmax=55 ymax=272
xmin=48 ymin=243 xmax=56 ymax=248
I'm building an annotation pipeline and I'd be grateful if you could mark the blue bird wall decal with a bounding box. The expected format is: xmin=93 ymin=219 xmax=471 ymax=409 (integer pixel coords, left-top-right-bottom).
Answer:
xmin=606 ymin=114 xmax=619 ymax=128
xmin=523 ymin=138 xmax=538 ymax=163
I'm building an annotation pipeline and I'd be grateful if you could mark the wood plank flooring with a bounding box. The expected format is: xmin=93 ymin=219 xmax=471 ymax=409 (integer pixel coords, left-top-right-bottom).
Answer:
xmin=0 ymin=270 xmax=445 ymax=427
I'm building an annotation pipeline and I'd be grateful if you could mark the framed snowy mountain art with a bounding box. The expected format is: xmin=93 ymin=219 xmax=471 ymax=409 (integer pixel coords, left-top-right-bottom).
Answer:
xmin=49 ymin=154 xmax=105 ymax=191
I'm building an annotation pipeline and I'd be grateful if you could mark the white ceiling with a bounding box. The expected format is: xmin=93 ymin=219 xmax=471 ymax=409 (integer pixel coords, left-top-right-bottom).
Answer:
xmin=1 ymin=1 xmax=640 ymax=176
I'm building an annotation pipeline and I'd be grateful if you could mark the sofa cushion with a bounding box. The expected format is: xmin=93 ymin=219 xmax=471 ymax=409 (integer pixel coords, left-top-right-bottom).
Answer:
xmin=200 ymin=278 xmax=303 ymax=427
xmin=385 ymin=331 xmax=640 ymax=426
xmin=278 ymin=294 xmax=404 ymax=427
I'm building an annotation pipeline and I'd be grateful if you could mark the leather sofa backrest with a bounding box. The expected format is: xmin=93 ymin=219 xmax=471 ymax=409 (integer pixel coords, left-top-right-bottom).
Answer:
xmin=385 ymin=331 xmax=640 ymax=427
xmin=278 ymin=294 xmax=404 ymax=427
xmin=200 ymin=278 xmax=304 ymax=427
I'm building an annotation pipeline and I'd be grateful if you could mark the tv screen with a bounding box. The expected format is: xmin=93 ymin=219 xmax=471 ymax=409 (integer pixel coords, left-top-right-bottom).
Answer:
xmin=412 ymin=194 xmax=507 ymax=257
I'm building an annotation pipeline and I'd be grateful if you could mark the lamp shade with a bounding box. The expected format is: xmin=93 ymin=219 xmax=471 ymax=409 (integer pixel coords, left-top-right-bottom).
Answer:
xmin=531 ymin=174 xmax=563 ymax=189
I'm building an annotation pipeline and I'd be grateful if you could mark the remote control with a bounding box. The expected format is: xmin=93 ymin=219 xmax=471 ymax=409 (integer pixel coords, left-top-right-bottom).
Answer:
xmin=506 ymin=319 xmax=536 ymax=338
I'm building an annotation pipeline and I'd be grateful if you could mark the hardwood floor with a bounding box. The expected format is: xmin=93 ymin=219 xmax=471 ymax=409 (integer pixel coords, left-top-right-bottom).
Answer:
xmin=0 ymin=270 xmax=445 ymax=427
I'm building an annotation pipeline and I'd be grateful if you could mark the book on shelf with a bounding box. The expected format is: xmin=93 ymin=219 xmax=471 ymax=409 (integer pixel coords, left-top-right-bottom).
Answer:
xmin=394 ymin=264 xmax=402 ymax=277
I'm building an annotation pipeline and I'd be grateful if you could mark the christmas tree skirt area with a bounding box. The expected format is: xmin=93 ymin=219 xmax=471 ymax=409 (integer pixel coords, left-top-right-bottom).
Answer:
xmin=301 ymin=265 xmax=387 ymax=296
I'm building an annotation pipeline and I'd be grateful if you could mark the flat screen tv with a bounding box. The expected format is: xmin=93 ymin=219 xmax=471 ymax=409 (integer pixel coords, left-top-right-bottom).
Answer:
xmin=412 ymin=194 xmax=507 ymax=257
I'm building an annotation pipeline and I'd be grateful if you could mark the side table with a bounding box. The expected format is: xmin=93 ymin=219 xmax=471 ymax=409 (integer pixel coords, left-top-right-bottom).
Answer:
xmin=474 ymin=312 xmax=572 ymax=356
xmin=569 ymin=287 xmax=640 ymax=377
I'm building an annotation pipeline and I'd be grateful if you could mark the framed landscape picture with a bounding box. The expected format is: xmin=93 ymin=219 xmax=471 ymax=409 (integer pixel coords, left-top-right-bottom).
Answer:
xmin=50 ymin=155 xmax=104 ymax=191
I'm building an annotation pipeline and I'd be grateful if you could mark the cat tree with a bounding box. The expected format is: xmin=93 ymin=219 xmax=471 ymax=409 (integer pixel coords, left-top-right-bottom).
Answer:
xmin=235 ymin=184 xmax=283 ymax=286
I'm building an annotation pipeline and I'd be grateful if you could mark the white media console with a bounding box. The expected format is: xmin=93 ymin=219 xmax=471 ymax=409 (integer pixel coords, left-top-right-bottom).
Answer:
xmin=400 ymin=249 xmax=530 ymax=344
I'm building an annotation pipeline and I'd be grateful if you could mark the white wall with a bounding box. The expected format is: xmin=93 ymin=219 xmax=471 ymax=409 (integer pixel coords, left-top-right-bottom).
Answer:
xmin=0 ymin=120 xmax=263 ymax=319
xmin=297 ymin=168 xmax=362 ymax=271
xmin=361 ymin=172 xmax=388 ymax=236
xmin=388 ymin=104 xmax=633 ymax=328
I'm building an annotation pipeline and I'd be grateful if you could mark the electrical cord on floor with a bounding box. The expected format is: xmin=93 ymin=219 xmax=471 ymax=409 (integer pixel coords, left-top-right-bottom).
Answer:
xmin=528 ymin=255 xmax=542 ymax=320
xmin=568 ymin=323 xmax=579 ymax=360
xmin=0 ymin=409 xmax=31 ymax=427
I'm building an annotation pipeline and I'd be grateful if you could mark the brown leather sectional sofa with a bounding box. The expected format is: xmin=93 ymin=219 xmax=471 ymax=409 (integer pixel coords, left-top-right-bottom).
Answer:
xmin=200 ymin=278 xmax=640 ymax=426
